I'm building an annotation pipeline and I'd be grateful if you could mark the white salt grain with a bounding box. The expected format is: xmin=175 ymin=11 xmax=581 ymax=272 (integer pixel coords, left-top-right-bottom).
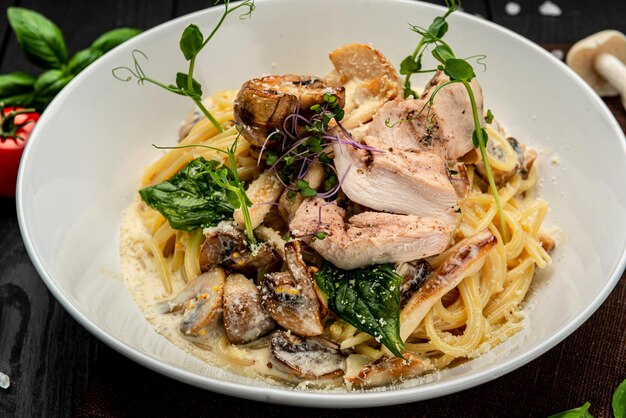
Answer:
xmin=504 ymin=2 xmax=521 ymax=16
xmin=0 ymin=372 xmax=10 ymax=389
xmin=538 ymin=0 xmax=562 ymax=17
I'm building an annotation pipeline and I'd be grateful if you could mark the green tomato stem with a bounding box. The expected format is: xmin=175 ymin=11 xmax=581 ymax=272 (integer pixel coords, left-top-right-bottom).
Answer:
xmin=462 ymin=80 xmax=509 ymax=243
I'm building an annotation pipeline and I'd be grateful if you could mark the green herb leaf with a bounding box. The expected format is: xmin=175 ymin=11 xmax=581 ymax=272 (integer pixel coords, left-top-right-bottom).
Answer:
xmin=175 ymin=72 xmax=202 ymax=98
xmin=7 ymin=7 xmax=68 ymax=69
xmin=314 ymin=231 xmax=327 ymax=240
xmin=33 ymin=69 xmax=72 ymax=109
xmin=0 ymin=92 xmax=34 ymax=107
xmin=547 ymin=402 xmax=593 ymax=418
xmin=179 ymin=24 xmax=204 ymax=61
xmin=138 ymin=157 xmax=234 ymax=231
xmin=614 ymin=378 xmax=626 ymax=418
xmin=0 ymin=72 xmax=36 ymax=97
xmin=296 ymin=179 xmax=309 ymax=190
xmin=427 ymin=16 xmax=449 ymax=38
xmin=314 ymin=262 xmax=405 ymax=357
xmin=91 ymin=28 xmax=141 ymax=53
xmin=68 ymin=48 xmax=103 ymax=75
xmin=485 ymin=108 xmax=494 ymax=124
xmin=399 ymin=56 xmax=421 ymax=75
xmin=300 ymin=187 xmax=317 ymax=198
xmin=432 ymin=44 xmax=455 ymax=64
xmin=472 ymin=127 xmax=488 ymax=148
xmin=443 ymin=58 xmax=476 ymax=81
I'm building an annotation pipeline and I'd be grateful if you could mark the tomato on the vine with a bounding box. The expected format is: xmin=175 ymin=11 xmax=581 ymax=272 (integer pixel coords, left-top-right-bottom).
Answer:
xmin=0 ymin=106 xmax=40 ymax=197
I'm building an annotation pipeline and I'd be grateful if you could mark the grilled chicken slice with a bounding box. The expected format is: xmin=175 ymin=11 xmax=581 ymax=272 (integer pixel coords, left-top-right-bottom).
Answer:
xmin=290 ymin=198 xmax=455 ymax=270
xmin=344 ymin=353 xmax=434 ymax=388
xmin=222 ymin=273 xmax=275 ymax=344
xmin=199 ymin=222 xmax=276 ymax=274
xmin=328 ymin=43 xmax=402 ymax=129
xmin=234 ymin=75 xmax=344 ymax=146
xmin=164 ymin=267 xmax=226 ymax=337
xmin=398 ymin=229 xmax=497 ymax=343
xmin=366 ymin=71 xmax=484 ymax=161
xmin=260 ymin=241 xmax=324 ymax=336
xmin=269 ymin=331 xmax=345 ymax=379
xmin=233 ymin=171 xmax=284 ymax=230
xmin=333 ymin=134 xmax=460 ymax=220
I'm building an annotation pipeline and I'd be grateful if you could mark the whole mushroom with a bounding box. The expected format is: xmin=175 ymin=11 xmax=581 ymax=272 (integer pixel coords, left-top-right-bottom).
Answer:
xmin=566 ymin=30 xmax=626 ymax=110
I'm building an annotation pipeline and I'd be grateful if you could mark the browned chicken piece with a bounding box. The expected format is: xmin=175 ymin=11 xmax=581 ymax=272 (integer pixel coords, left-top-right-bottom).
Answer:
xmin=269 ymin=330 xmax=345 ymax=379
xmin=333 ymin=134 xmax=460 ymax=221
xmin=366 ymin=70 xmax=484 ymax=161
xmin=222 ymin=273 xmax=275 ymax=345
xmin=344 ymin=353 xmax=434 ymax=388
xmin=233 ymin=171 xmax=284 ymax=230
xmin=278 ymin=163 xmax=325 ymax=223
xmin=233 ymin=75 xmax=345 ymax=146
xmin=476 ymin=136 xmax=537 ymax=184
xmin=398 ymin=229 xmax=497 ymax=344
xmin=260 ymin=241 xmax=325 ymax=336
xmin=174 ymin=267 xmax=226 ymax=337
xmin=199 ymin=222 xmax=276 ymax=274
xmin=328 ymin=43 xmax=402 ymax=129
xmin=290 ymin=198 xmax=455 ymax=270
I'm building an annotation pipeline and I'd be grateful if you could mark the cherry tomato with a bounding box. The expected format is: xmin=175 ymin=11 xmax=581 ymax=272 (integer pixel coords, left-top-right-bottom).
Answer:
xmin=0 ymin=106 xmax=40 ymax=197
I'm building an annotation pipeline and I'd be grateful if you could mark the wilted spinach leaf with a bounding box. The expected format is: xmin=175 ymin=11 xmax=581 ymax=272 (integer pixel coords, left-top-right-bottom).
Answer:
xmin=315 ymin=262 xmax=405 ymax=357
xmin=138 ymin=157 xmax=235 ymax=231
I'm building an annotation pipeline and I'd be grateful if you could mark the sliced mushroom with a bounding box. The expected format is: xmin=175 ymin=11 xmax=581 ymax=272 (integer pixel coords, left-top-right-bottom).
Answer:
xmin=328 ymin=43 xmax=402 ymax=129
xmin=398 ymin=229 xmax=497 ymax=344
xmin=178 ymin=267 xmax=226 ymax=337
xmin=222 ymin=273 xmax=275 ymax=344
xmin=233 ymin=171 xmax=284 ymax=230
xmin=344 ymin=353 xmax=434 ymax=388
xmin=476 ymin=135 xmax=537 ymax=184
xmin=448 ymin=162 xmax=470 ymax=200
xmin=395 ymin=259 xmax=434 ymax=307
xmin=157 ymin=267 xmax=226 ymax=314
xmin=233 ymin=75 xmax=345 ymax=146
xmin=260 ymin=241 xmax=324 ymax=336
xmin=269 ymin=330 xmax=345 ymax=379
xmin=199 ymin=222 xmax=277 ymax=274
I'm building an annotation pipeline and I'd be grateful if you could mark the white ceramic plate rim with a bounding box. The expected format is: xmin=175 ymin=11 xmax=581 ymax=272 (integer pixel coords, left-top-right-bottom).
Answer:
xmin=16 ymin=0 xmax=626 ymax=408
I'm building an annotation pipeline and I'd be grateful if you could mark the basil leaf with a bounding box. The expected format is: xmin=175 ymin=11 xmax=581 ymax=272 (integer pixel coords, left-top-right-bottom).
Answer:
xmin=7 ymin=7 xmax=68 ymax=69
xmin=443 ymin=58 xmax=476 ymax=82
xmin=179 ymin=24 xmax=204 ymax=61
xmin=614 ymin=378 xmax=626 ymax=418
xmin=427 ymin=16 xmax=448 ymax=38
xmin=548 ymin=402 xmax=594 ymax=418
xmin=0 ymin=72 xmax=36 ymax=97
xmin=485 ymin=109 xmax=494 ymax=124
xmin=399 ymin=55 xmax=420 ymax=75
xmin=91 ymin=28 xmax=141 ymax=53
xmin=33 ymin=69 xmax=72 ymax=99
xmin=0 ymin=92 xmax=34 ymax=107
xmin=314 ymin=262 xmax=405 ymax=357
xmin=432 ymin=44 xmax=455 ymax=64
xmin=175 ymin=72 xmax=202 ymax=98
xmin=68 ymin=48 xmax=103 ymax=75
xmin=138 ymin=157 xmax=234 ymax=231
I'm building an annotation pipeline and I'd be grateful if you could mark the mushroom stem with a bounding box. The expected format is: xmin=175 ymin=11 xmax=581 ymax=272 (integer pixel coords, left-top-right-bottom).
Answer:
xmin=594 ymin=53 xmax=626 ymax=109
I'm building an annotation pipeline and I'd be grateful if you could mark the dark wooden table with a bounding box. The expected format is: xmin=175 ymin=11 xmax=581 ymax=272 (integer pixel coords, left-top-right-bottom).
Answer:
xmin=1 ymin=1 xmax=625 ymax=417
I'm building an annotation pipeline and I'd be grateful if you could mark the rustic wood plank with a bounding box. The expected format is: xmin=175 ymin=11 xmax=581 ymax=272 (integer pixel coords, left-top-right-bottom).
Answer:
xmin=0 ymin=0 xmax=18 ymax=63
xmin=489 ymin=0 xmax=626 ymax=44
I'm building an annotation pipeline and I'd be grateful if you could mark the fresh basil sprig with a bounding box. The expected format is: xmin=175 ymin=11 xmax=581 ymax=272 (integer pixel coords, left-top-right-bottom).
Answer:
xmin=3 ymin=7 xmax=140 ymax=110
xmin=547 ymin=378 xmax=626 ymax=418
xmin=315 ymin=262 xmax=405 ymax=358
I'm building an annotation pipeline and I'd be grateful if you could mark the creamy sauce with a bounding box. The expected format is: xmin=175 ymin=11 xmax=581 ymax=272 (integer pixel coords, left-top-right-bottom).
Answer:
xmin=119 ymin=201 xmax=338 ymax=388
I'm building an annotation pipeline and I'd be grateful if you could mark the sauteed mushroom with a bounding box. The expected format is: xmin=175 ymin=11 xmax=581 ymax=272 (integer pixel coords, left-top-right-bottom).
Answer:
xmin=223 ymin=273 xmax=275 ymax=344
xmin=260 ymin=240 xmax=324 ymax=336
xmin=175 ymin=267 xmax=226 ymax=337
xmin=269 ymin=330 xmax=345 ymax=379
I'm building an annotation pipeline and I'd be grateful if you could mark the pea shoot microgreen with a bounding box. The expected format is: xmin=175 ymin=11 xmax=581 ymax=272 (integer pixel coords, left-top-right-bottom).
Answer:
xmin=112 ymin=0 xmax=255 ymax=133
xmin=113 ymin=0 xmax=257 ymax=245
xmin=402 ymin=0 xmax=509 ymax=241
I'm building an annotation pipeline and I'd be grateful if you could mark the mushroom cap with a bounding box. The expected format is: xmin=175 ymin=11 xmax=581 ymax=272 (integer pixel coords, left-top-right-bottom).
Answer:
xmin=566 ymin=30 xmax=626 ymax=96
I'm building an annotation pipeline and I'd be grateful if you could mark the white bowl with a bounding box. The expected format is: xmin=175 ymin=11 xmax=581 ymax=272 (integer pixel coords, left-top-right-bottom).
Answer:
xmin=16 ymin=0 xmax=626 ymax=408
